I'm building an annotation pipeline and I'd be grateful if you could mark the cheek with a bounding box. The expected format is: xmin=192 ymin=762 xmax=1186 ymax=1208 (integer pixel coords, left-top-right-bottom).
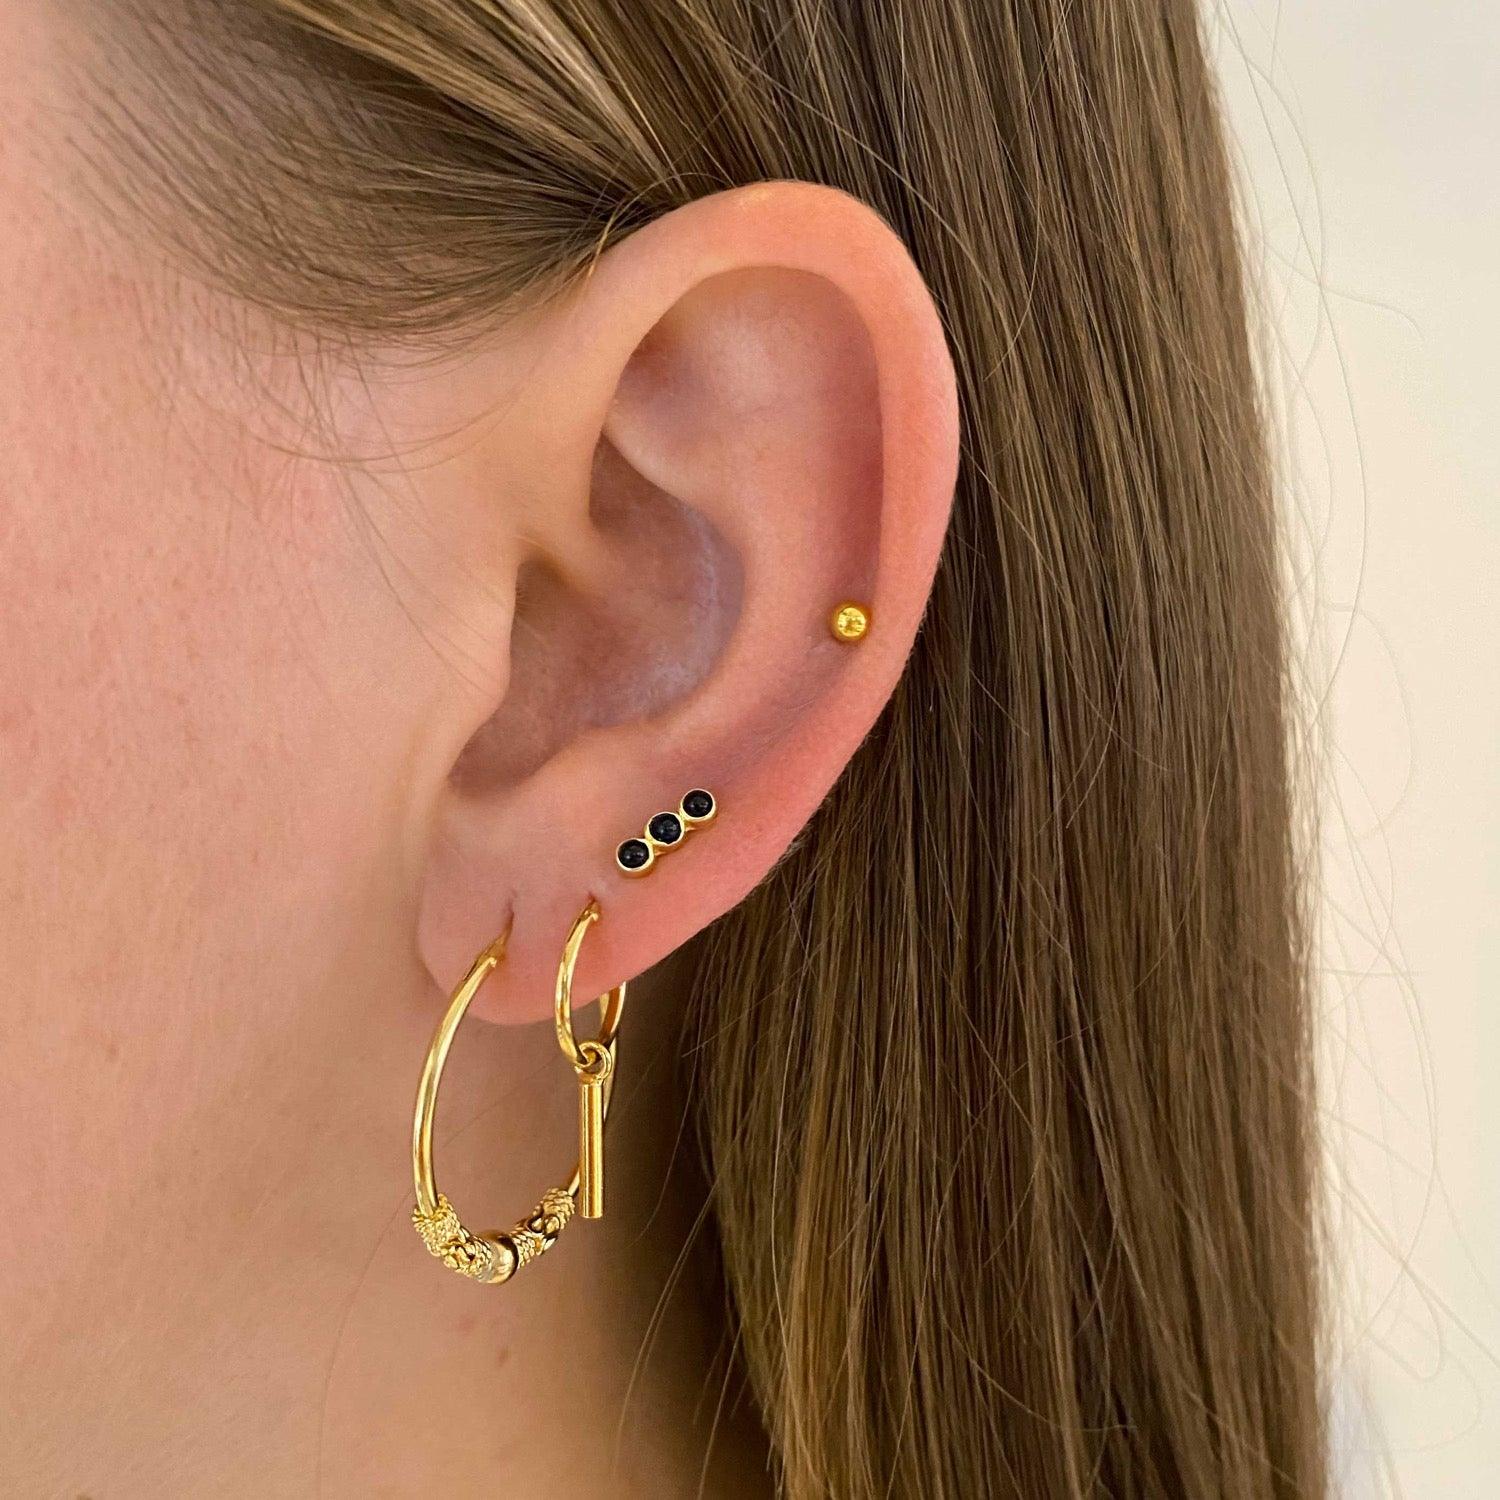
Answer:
xmin=0 ymin=11 xmax=458 ymax=1297
xmin=0 ymin=145 xmax=421 ymax=1030
xmin=3 ymin=316 xmax=288 ymax=967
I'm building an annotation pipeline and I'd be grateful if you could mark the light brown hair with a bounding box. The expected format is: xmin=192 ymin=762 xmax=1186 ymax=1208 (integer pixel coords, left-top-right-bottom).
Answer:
xmin=107 ymin=2 xmax=1322 ymax=1493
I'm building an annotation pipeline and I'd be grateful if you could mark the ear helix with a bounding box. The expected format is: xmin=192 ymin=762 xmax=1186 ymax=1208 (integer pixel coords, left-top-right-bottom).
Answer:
xmin=615 ymin=789 xmax=717 ymax=877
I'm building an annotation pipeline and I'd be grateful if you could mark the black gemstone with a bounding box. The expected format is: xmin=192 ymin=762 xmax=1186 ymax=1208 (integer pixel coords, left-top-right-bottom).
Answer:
xmin=647 ymin=811 xmax=684 ymax=845
xmin=682 ymin=789 xmax=715 ymax=820
xmin=617 ymin=838 xmax=651 ymax=870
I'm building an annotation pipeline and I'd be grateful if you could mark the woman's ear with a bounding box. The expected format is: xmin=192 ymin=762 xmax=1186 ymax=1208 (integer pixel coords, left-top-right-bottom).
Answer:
xmin=405 ymin=182 xmax=958 ymax=1018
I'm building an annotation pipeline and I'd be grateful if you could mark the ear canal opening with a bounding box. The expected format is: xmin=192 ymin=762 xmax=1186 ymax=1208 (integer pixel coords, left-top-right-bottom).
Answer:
xmin=450 ymin=436 xmax=741 ymax=797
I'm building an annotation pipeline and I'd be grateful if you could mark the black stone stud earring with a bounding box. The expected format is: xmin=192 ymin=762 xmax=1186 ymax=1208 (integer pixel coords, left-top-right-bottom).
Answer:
xmin=680 ymin=788 xmax=716 ymax=826
xmin=616 ymin=789 xmax=718 ymax=877
xmin=615 ymin=836 xmax=654 ymax=877
xmin=647 ymin=810 xmax=684 ymax=849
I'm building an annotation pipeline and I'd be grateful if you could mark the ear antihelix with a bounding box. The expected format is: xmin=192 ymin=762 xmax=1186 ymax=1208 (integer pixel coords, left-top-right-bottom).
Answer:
xmin=615 ymin=788 xmax=717 ymax=877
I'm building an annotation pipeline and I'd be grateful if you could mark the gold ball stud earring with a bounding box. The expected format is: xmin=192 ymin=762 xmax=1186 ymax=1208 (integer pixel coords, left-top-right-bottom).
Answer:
xmin=830 ymin=602 xmax=871 ymax=642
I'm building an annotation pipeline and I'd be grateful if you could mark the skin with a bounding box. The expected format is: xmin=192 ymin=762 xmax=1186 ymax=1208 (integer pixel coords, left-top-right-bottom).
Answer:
xmin=0 ymin=5 xmax=958 ymax=1494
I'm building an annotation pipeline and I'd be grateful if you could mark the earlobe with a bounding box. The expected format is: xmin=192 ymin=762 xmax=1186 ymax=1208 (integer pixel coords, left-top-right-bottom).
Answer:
xmin=413 ymin=183 xmax=959 ymax=1019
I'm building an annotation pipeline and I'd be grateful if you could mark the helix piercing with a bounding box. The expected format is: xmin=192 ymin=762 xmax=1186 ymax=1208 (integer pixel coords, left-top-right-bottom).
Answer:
xmin=830 ymin=602 xmax=871 ymax=642
xmin=616 ymin=788 xmax=717 ymax=877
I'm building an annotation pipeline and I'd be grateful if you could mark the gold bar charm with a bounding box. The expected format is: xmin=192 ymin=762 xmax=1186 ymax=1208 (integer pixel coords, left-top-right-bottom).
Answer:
xmin=578 ymin=1062 xmax=607 ymax=1219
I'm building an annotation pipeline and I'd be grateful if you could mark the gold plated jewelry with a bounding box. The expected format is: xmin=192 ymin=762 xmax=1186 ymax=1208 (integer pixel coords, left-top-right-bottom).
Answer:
xmin=411 ymin=900 xmax=624 ymax=1284
xmin=616 ymin=788 xmax=717 ymax=877
xmin=830 ymin=602 xmax=871 ymax=642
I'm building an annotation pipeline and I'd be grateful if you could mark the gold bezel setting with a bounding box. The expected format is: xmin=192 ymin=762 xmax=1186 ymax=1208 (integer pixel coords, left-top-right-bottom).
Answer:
xmin=614 ymin=836 xmax=655 ymax=877
xmin=615 ymin=789 xmax=717 ymax=876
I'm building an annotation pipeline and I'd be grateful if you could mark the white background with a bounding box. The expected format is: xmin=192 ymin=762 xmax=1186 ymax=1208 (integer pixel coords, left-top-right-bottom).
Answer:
xmin=1213 ymin=4 xmax=1498 ymax=1494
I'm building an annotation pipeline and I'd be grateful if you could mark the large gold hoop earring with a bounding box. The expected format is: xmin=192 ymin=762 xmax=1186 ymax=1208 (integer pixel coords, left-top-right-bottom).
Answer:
xmin=410 ymin=899 xmax=625 ymax=1284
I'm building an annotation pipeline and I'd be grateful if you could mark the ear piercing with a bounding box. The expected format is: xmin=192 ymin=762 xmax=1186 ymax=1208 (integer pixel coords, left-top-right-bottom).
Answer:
xmin=830 ymin=602 xmax=871 ymax=642
xmin=616 ymin=789 xmax=717 ymax=877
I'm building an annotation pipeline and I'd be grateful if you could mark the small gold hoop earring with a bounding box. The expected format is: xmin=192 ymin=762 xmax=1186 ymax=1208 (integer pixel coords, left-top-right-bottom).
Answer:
xmin=411 ymin=899 xmax=625 ymax=1284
